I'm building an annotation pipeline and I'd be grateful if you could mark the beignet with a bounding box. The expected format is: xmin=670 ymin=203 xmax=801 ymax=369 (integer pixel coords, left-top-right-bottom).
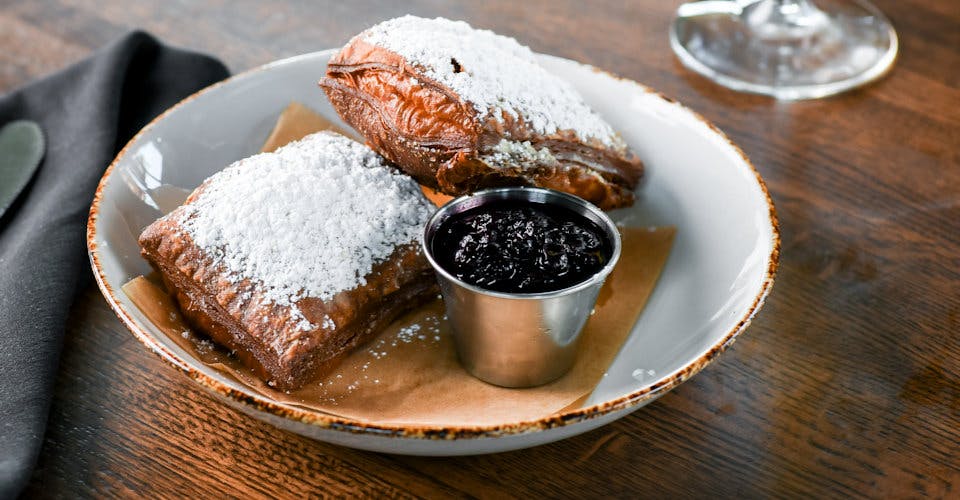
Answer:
xmin=138 ymin=131 xmax=437 ymax=390
xmin=320 ymin=16 xmax=644 ymax=210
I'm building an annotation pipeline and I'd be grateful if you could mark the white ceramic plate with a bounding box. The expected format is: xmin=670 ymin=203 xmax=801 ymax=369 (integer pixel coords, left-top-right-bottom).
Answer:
xmin=87 ymin=50 xmax=778 ymax=455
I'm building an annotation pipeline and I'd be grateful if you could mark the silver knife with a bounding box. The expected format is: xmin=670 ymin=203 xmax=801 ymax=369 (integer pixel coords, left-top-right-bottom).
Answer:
xmin=0 ymin=120 xmax=45 ymax=220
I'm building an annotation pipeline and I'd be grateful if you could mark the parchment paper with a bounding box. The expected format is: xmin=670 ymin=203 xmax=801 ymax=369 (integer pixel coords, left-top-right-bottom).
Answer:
xmin=123 ymin=102 xmax=675 ymax=426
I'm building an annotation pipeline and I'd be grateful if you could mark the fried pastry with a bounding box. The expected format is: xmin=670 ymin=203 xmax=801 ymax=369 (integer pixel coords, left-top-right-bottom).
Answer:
xmin=320 ymin=15 xmax=644 ymax=210
xmin=138 ymin=131 xmax=437 ymax=390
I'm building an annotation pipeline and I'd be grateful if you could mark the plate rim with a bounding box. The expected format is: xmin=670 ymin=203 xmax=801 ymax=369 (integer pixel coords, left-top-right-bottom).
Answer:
xmin=86 ymin=49 xmax=781 ymax=440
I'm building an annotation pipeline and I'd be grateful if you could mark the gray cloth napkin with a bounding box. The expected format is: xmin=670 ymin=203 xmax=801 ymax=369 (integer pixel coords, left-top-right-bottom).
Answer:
xmin=0 ymin=31 xmax=228 ymax=497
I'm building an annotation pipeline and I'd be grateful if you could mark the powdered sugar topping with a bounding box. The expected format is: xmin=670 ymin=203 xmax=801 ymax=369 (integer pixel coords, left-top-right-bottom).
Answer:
xmin=360 ymin=16 xmax=621 ymax=147
xmin=176 ymin=132 xmax=433 ymax=329
xmin=482 ymin=138 xmax=559 ymax=169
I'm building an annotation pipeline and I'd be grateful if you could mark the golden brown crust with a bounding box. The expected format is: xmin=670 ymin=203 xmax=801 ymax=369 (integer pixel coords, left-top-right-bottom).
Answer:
xmin=320 ymin=39 xmax=644 ymax=210
xmin=139 ymin=216 xmax=438 ymax=391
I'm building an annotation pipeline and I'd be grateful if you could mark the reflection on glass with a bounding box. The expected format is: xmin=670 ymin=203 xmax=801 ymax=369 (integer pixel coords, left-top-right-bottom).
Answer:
xmin=670 ymin=0 xmax=898 ymax=99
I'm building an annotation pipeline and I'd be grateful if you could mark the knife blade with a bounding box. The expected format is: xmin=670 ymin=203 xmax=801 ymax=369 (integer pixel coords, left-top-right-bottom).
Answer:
xmin=0 ymin=120 xmax=45 ymax=220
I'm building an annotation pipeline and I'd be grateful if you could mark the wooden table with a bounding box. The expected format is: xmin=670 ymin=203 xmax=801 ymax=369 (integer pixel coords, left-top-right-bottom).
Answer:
xmin=4 ymin=1 xmax=958 ymax=496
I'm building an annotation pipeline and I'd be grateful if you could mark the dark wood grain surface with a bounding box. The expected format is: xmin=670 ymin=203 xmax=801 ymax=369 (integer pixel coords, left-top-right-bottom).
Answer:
xmin=4 ymin=0 xmax=958 ymax=497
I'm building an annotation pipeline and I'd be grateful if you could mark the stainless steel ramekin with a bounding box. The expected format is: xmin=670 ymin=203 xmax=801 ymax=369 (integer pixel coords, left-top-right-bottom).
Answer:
xmin=422 ymin=187 xmax=622 ymax=388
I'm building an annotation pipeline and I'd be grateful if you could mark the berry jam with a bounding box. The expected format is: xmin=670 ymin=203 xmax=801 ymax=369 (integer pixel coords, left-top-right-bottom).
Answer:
xmin=431 ymin=201 xmax=613 ymax=293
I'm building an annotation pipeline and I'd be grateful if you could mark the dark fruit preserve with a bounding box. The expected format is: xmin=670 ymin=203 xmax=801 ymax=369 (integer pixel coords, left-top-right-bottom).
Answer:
xmin=431 ymin=201 xmax=613 ymax=293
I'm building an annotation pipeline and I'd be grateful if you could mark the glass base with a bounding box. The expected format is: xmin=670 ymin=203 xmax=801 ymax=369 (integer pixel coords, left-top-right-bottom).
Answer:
xmin=670 ymin=0 xmax=898 ymax=100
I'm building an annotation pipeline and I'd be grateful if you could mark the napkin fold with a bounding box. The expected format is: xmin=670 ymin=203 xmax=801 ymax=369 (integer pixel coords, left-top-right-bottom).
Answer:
xmin=0 ymin=31 xmax=228 ymax=497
